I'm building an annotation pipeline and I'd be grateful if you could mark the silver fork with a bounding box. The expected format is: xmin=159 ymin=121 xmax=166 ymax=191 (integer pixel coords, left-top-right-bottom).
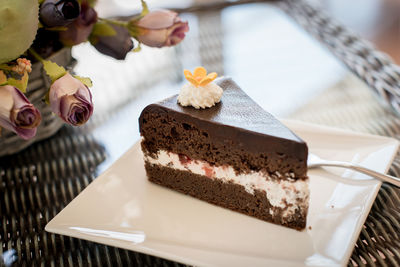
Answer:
xmin=308 ymin=154 xmax=400 ymax=187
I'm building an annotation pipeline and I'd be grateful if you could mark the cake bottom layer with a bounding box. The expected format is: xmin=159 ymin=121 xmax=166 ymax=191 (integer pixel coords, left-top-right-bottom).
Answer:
xmin=145 ymin=162 xmax=307 ymax=230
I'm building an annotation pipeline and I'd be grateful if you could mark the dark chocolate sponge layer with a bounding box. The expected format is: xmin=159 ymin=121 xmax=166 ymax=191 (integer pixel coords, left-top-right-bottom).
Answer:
xmin=139 ymin=77 xmax=308 ymax=178
xmin=145 ymin=162 xmax=307 ymax=230
xmin=140 ymin=112 xmax=305 ymax=178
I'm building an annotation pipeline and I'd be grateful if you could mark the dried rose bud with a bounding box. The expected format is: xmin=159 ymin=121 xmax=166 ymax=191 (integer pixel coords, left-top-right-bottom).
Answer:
xmin=132 ymin=10 xmax=189 ymax=48
xmin=40 ymin=0 xmax=81 ymax=27
xmin=49 ymin=73 xmax=93 ymax=126
xmin=0 ymin=85 xmax=41 ymax=140
xmin=59 ymin=1 xmax=98 ymax=46
xmin=91 ymin=24 xmax=134 ymax=60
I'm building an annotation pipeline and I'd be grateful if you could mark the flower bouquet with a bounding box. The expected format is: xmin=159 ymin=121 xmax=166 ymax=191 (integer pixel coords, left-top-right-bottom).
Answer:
xmin=0 ymin=0 xmax=189 ymax=154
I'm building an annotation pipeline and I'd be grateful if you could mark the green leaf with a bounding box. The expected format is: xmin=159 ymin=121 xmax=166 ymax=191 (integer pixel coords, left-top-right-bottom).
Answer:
xmin=140 ymin=0 xmax=149 ymax=17
xmin=74 ymin=75 xmax=93 ymax=88
xmin=42 ymin=60 xmax=67 ymax=84
xmin=91 ymin=21 xmax=117 ymax=37
xmin=127 ymin=0 xmax=149 ymax=27
xmin=77 ymin=0 xmax=97 ymax=7
xmin=127 ymin=26 xmax=141 ymax=38
xmin=0 ymin=64 xmax=13 ymax=72
xmin=133 ymin=42 xmax=142 ymax=52
xmin=0 ymin=71 xmax=7 ymax=85
xmin=87 ymin=0 xmax=98 ymax=7
xmin=44 ymin=90 xmax=50 ymax=104
xmin=88 ymin=35 xmax=98 ymax=45
xmin=7 ymin=72 xmax=29 ymax=93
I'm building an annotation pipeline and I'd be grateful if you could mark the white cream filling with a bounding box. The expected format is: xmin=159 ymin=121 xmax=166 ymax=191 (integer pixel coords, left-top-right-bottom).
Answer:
xmin=177 ymin=82 xmax=223 ymax=109
xmin=145 ymin=150 xmax=309 ymax=218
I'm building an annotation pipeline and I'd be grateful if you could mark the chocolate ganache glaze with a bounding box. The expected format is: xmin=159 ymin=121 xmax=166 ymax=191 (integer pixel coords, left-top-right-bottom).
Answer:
xmin=139 ymin=77 xmax=308 ymax=162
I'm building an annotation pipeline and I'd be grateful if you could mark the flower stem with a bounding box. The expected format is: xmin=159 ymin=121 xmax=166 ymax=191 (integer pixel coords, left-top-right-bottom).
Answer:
xmin=28 ymin=48 xmax=45 ymax=63
xmin=99 ymin=18 xmax=128 ymax=28
xmin=0 ymin=64 xmax=13 ymax=71
xmin=140 ymin=0 xmax=149 ymax=17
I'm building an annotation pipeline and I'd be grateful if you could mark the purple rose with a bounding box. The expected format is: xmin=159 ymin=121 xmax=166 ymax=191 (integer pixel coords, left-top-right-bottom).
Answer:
xmin=59 ymin=1 xmax=98 ymax=46
xmin=134 ymin=10 xmax=189 ymax=48
xmin=0 ymin=85 xmax=42 ymax=140
xmin=40 ymin=0 xmax=81 ymax=27
xmin=49 ymin=72 xmax=93 ymax=126
xmin=92 ymin=24 xmax=134 ymax=60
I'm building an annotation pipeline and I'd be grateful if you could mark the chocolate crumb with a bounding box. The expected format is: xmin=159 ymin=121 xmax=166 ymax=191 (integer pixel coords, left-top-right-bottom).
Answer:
xmin=308 ymin=226 xmax=312 ymax=230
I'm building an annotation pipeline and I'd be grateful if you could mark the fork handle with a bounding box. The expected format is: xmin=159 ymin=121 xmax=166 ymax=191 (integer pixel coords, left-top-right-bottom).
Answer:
xmin=321 ymin=161 xmax=400 ymax=187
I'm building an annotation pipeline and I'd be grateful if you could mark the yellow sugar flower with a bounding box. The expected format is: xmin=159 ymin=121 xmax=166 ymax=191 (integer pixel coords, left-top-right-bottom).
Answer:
xmin=184 ymin=66 xmax=217 ymax=87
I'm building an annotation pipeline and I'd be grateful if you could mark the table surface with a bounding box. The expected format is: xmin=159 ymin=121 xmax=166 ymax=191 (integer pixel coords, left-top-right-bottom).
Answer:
xmin=1 ymin=1 xmax=400 ymax=266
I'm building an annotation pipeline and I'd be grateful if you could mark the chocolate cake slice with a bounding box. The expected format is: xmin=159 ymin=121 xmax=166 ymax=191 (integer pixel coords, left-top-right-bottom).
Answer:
xmin=139 ymin=77 xmax=309 ymax=230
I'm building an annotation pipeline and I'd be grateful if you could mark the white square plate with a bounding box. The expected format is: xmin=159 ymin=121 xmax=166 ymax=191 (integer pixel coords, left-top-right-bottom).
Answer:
xmin=46 ymin=120 xmax=399 ymax=267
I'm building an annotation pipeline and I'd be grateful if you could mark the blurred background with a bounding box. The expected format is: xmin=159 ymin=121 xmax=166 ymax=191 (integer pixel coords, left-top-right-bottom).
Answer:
xmin=95 ymin=0 xmax=400 ymax=62
xmin=320 ymin=0 xmax=400 ymax=63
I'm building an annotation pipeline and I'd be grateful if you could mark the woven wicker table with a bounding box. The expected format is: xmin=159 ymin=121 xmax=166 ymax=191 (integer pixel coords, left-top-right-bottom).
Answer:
xmin=1 ymin=1 xmax=400 ymax=266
